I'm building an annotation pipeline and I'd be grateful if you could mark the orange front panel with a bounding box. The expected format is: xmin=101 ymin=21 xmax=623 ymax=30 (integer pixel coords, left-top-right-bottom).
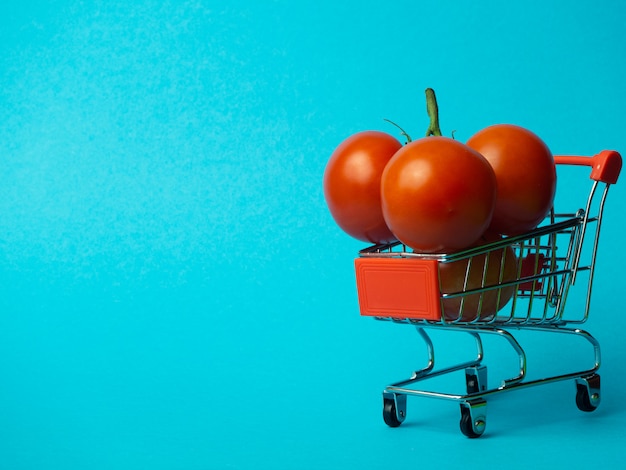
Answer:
xmin=354 ymin=257 xmax=441 ymax=320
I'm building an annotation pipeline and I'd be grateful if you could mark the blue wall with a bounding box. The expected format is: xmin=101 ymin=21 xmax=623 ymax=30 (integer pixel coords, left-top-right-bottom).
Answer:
xmin=1 ymin=1 xmax=625 ymax=468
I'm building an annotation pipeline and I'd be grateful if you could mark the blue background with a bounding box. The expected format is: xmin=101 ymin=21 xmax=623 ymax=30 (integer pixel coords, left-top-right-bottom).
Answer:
xmin=1 ymin=1 xmax=625 ymax=468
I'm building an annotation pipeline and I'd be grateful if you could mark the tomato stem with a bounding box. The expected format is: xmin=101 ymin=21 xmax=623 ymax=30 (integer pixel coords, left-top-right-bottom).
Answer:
xmin=425 ymin=88 xmax=443 ymax=137
xmin=383 ymin=118 xmax=412 ymax=143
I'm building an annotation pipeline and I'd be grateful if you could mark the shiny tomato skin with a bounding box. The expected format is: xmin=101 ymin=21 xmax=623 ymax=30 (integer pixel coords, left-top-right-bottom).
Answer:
xmin=381 ymin=137 xmax=497 ymax=253
xmin=466 ymin=124 xmax=556 ymax=236
xmin=439 ymin=232 xmax=517 ymax=322
xmin=323 ymin=131 xmax=402 ymax=244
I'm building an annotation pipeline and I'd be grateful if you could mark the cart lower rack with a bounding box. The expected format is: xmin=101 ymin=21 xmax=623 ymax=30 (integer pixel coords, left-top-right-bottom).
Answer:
xmin=355 ymin=151 xmax=622 ymax=437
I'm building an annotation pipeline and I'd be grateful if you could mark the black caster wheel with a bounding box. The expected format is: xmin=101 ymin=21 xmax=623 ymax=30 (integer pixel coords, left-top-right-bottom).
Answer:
xmin=459 ymin=401 xmax=487 ymax=438
xmin=382 ymin=394 xmax=406 ymax=427
xmin=576 ymin=374 xmax=600 ymax=412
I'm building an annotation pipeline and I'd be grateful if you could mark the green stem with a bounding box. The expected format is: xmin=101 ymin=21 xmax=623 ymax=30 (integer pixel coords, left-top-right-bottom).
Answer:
xmin=383 ymin=118 xmax=412 ymax=143
xmin=424 ymin=88 xmax=443 ymax=137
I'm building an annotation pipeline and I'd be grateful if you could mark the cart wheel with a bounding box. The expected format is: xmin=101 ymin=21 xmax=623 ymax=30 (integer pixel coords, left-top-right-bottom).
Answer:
xmin=459 ymin=401 xmax=486 ymax=438
xmin=382 ymin=394 xmax=406 ymax=427
xmin=576 ymin=374 xmax=601 ymax=412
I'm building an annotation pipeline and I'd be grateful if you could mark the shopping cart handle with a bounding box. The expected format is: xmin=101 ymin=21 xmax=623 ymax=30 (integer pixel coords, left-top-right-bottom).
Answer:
xmin=554 ymin=150 xmax=622 ymax=184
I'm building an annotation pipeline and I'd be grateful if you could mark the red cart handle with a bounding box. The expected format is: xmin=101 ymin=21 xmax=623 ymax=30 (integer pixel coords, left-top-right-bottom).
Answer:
xmin=554 ymin=150 xmax=622 ymax=184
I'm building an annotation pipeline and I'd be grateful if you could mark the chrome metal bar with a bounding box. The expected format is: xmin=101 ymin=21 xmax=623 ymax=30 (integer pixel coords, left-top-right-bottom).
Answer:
xmin=384 ymin=326 xmax=600 ymax=404
xmin=572 ymin=181 xmax=599 ymax=282
xmin=388 ymin=328 xmax=483 ymax=388
xmin=579 ymin=184 xmax=611 ymax=322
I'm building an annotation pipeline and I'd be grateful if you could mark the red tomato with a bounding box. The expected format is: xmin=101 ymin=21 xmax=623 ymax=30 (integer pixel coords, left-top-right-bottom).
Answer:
xmin=323 ymin=131 xmax=402 ymax=244
xmin=439 ymin=232 xmax=518 ymax=322
xmin=381 ymin=137 xmax=497 ymax=253
xmin=466 ymin=124 xmax=556 ymax=236
xmin=518 ymin=252 xmax=549 ymax=291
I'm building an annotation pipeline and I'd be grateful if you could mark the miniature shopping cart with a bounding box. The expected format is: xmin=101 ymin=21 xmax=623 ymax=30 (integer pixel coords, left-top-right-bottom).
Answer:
xmin=355 ymin=150 xmax=622 ymax=437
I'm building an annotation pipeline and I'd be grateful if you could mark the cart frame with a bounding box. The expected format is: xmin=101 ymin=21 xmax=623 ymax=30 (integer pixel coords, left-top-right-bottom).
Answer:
xmin=355 ymin=150 xmax=622 ymax=437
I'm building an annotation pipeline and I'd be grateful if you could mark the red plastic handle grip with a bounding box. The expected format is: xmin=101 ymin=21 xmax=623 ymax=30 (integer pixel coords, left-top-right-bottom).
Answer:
xmin=554 ymin=150 xmax=622 ymax=184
